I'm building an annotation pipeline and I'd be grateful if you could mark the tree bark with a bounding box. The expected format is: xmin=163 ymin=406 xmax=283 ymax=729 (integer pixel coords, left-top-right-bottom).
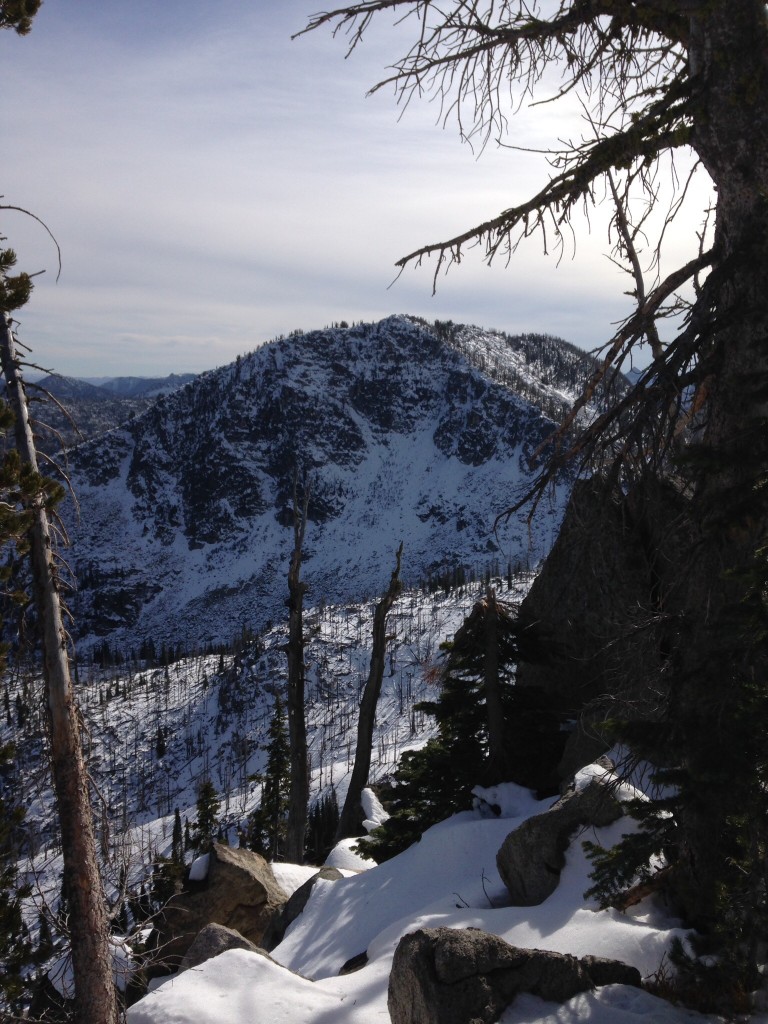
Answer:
xmin=285 ymin=474 xmax=310 ymax=864
xmin=0 ymin=315 xmax=119 ymax=1024
xmin=337 ymin=542 xmax=403 ymax=840
xmin=670 ymin=0 xmax=768 ymax=935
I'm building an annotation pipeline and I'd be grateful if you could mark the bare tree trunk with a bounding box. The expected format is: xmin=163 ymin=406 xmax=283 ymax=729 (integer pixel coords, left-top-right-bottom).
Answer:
xmin=285 ymin=473 xmax=310 ymax=864
xmin=0 ymin=315 xmax=119 ymax=1024
xmin=483 ymin=586 xmax=507 ymax=782
xmin=337 ymin=542 xmax=403 ymax=840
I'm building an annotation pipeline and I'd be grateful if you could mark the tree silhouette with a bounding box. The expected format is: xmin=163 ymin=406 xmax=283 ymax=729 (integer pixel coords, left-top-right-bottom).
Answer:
xmin=193 ymin=780 xmax=219 ymax=853
xmin=304 ymin=1 xmax=768 ymax=997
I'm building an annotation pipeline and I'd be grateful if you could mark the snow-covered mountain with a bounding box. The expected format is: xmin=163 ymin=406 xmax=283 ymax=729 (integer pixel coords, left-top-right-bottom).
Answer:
xmin=2 ymin=319 xmax=739 ymax=1024
xmin=63 ymin=315 xmax=610 ymax=654
xmin=40 ymin=371 xmax=196 ymax=402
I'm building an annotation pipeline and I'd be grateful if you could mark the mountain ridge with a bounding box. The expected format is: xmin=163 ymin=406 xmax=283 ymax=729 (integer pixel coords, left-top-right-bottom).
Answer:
xmin=62 ymin=316 xmax=608 ymax=653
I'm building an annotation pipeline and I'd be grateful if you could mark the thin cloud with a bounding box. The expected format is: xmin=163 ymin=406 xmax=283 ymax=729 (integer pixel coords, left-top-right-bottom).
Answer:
xmin=1 ymin=1 xmax=704 ymax=376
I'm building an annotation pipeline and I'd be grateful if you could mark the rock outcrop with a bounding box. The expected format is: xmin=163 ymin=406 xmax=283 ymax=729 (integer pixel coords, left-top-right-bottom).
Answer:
xmin=496 ymin=778 xmax=622 ymax=905
xmin=153 ymin=843 xmax=288 ymax=968
xmin=179 ymin=923 xmax=267 ymax=972
xmin=387 ymin=927 xmax=640 ymax=1024
xmin=515 ymin=474 xmax=690 ymax=781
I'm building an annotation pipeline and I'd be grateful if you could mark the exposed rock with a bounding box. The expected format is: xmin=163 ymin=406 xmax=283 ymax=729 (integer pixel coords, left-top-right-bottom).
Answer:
xmin=496 ymin=779 xmax=622 ymax=905
xmin=339 ymin=951 xmax=369 ymax=975
xmin=515 ymin=474 xmax=690 ymax=782
xmin=387 ymin=927 xmax=640 ymax=1024
xmin=580 ymin=954 xmax=643 ymax=988
xmin=153 ymin=843 xmax=288 ymax=969
xmin=269 ymin=866 xmax=344 ymax=948
xmin=179 ymin=923 xmax=267 ymax=972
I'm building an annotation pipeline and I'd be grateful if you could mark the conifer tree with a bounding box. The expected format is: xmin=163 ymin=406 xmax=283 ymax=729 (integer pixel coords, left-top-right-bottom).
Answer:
xmin=361 ymin=594 xmax=555 ymax=861
xmin=37 ymin=909 xmax=52 ymax=960
xmin=1 ymin=238 xmax=119 ymax=1019
xmin=0 ymin=0 xmax=41 ymax=34
xmin=171 ymin=808 xmax=184 ymax=867
xmin=248 ymin=693 xmax=291 ymax=860
xmin=193 ymin=780 xmax=219 ymax=853
xmin=307 ymin=791 xmax=340 ymax=864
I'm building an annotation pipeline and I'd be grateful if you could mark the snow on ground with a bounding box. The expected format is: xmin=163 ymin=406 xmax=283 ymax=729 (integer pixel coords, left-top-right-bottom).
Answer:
xmin=360 ymin=787 xmax=389 ymax=831
xmin=323 ymin=838 xmax=375 ymax=873
xmin=500 ymin=987 xmax=729 ymax=1024
xmin=11 ymin=580 xmax=506 ymax=928
xmin=188 ymin=853 xmax=211 ymax=882
xmin=270 ymin=862 xmax=323 ymax=897
xmin=127 ymin=774 xmax=747 ymax=1024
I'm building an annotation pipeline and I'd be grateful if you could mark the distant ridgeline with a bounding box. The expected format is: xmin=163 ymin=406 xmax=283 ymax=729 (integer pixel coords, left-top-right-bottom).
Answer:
xmin=25 ymin=372 xmax=196 ymax=453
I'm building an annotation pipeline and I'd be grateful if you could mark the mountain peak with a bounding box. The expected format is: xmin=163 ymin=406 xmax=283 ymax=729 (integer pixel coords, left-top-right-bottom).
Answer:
xmin=64 ymin=317 xmax=589 ymax=653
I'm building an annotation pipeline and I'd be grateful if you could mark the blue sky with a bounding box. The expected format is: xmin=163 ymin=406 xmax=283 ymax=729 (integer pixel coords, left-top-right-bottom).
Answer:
xmin=2 ymin=2 xmax=707 ymax=377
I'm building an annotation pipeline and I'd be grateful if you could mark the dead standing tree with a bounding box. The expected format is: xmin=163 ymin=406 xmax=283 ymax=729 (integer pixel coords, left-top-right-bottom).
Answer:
xmin=285 ymin=472 xmax=311 ymax=864
xmin=302 ymin=0 xmax=768 ymax=989
xmin=337 ymin=541 xmax=403 ymax=841
xmin=0 ymin=313 xmax=119 ymax=1024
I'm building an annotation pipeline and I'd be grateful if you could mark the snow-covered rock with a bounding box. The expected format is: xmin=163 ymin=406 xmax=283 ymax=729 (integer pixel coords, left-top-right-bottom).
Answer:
xmin=126 ymin=763 xmax=710 ymax=1024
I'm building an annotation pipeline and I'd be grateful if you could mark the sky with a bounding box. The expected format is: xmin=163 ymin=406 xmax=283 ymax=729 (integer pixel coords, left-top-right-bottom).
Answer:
xmin=2 ymin=2 xmax=710 ymax=378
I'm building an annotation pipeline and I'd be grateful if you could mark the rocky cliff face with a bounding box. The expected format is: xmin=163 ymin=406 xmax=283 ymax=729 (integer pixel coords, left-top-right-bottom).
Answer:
xmin=63 ymin=316 xmax=600 ymax=653
xmin=515 ymin=474 xmax=691 ymax=779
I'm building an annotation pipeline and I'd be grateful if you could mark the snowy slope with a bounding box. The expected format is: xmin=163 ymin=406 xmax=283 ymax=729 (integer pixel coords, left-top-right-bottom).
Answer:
xmin=8 ymin=577 xmax=529 ymax=890
xmin=61 ymin=316 xmax=596 ymax=654
xmin=7 ymin=579 xmax=760 ymax=1024
xmin=126 ymin=771 xmax=737 ymax=1024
